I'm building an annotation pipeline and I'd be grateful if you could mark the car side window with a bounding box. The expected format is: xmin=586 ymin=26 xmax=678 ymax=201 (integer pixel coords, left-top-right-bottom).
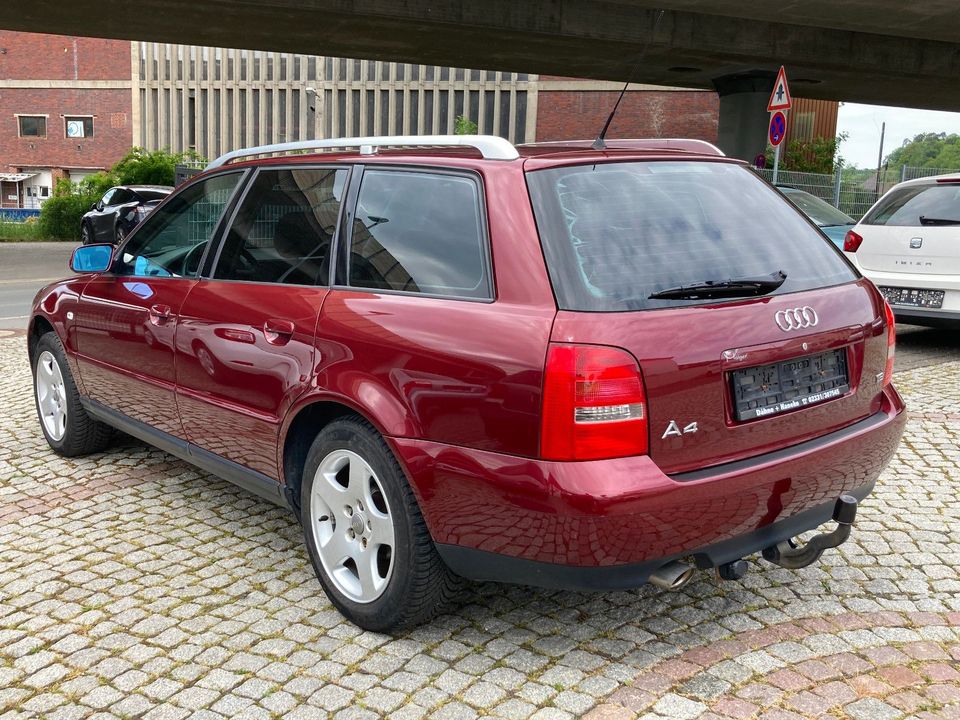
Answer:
xmin=116 ymin=173 xmax=242 ymax=279
xmin=100 ymin=189 xmax=116 ymax=207
xmin=214 ymin=167 xmax=347 ymax=285
xmin=111 ymin=189 xmax=132 ymax=205
xmin=347 ymin=170 xmax=491 ymax=299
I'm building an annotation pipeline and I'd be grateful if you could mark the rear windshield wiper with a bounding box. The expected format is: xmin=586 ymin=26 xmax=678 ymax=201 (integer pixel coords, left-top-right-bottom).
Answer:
xmin=919 ymin=216 xmax=960 ymax=226
xmin=648 ymin=270 xmax=787 ymax=300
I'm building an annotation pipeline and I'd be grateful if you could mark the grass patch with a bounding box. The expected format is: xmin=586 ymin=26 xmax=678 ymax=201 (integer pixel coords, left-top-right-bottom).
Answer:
xmin=0 ymin=219 xmax=56 ymax=242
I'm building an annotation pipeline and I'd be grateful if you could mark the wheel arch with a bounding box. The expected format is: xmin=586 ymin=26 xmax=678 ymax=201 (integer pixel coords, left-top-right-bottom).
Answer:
xmin=280 ymin=398 xmax=405 ymax=516
xmin=28 ymin=315 xmax=56 ymax=365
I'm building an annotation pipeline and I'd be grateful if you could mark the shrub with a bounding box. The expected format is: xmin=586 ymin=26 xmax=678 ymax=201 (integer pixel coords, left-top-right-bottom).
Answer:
xmin=38 ymin=147 xmax=205 ymax=241
xmin=454 ymin=115 xmax=479 ymax=135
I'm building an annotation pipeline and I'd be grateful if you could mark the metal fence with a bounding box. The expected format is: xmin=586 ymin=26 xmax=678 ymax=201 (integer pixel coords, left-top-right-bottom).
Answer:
xmin=758 ymin=165 xmax=960 ymax=220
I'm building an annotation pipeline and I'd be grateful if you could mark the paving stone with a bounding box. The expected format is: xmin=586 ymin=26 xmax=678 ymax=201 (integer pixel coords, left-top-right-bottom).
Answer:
xmin=0 ymin=336 xmax=957 ymax=720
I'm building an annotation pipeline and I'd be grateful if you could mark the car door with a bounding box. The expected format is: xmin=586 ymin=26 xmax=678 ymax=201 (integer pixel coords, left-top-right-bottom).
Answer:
xmin=90 ymin=188 xmax=117 ymax=241
xmin=74 ymin=171 xmax=245 ymax=438
xmin=175 ymin=166 xmax=347 ymax=479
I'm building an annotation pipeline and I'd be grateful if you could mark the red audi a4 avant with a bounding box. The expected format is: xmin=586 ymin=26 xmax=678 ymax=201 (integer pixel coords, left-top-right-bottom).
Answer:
xmin=29 ymin=135 xmax=905 ymax=630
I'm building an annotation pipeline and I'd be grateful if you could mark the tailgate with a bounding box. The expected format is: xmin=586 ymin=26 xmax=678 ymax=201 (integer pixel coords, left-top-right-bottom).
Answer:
xmin=551 ymin=280 xmax=889 ymax=475
xmin=856 ymin=225 xmax=960 ymax=275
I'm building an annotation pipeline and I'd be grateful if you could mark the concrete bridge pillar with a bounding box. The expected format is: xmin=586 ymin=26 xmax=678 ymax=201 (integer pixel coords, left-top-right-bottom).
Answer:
xmin=713 ymin=72 xmax=776 ymax=162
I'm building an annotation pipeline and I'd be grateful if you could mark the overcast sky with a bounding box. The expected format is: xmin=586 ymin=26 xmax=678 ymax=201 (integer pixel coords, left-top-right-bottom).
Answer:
xmin=837 ymin=103 xmax=960 ymax=169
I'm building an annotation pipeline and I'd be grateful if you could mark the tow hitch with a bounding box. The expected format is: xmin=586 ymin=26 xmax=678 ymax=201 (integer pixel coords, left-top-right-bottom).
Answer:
xmin=762 ymin=494 xmax=858 ymax=570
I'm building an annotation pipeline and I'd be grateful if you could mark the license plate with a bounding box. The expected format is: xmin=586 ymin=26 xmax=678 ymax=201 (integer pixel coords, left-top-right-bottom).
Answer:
xmin=878 ymin=286 xmax=945 ymax=309
xmin=731 ymin=349 xmax=849 ymax=422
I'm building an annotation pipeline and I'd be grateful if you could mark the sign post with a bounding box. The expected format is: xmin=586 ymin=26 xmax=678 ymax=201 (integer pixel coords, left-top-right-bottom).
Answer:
xmin=766 ymin=66 xmax=792 ymax=185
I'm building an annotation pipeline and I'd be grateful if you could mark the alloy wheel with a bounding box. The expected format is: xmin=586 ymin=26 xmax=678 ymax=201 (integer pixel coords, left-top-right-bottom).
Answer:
xmin=309 ymin=449 xmax=396 ymax=603
xmin=35 ymin=350 xmax=67 ymax=441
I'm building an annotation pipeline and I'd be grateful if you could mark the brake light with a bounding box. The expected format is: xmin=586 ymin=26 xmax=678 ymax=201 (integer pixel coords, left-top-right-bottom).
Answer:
xmin=844 ymin=230 xmax=863 ymax=253
xmin=883 ymin=300 xmax=896 ymax=387
xmin=540 ymin=344 xmax=648 ymax=461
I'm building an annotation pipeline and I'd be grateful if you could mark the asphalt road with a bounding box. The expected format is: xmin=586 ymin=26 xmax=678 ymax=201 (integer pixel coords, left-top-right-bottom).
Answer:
xmin=0 ymin=242 xmax=78 ymax=330
xmin=2 ymin=242 xmax=957 ymax=369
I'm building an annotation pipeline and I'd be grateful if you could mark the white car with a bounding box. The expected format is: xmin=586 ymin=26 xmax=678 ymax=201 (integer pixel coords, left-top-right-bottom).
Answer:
xmin=845 ymin=173 xmax=960 ymax=328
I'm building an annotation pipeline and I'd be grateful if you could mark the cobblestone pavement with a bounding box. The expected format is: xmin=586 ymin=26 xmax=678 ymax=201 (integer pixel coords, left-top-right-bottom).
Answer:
xmin=0 ymin=332 xmax=958 ymax=720
xmin=895 ymin=325 xmax=960 ymax=372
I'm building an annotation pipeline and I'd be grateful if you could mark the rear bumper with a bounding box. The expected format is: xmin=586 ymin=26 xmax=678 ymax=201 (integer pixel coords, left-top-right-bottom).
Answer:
xmin=435 ymin=483 xmax=874 ymax=590
xmin=393 ymin=385 xmax=906 ymax=588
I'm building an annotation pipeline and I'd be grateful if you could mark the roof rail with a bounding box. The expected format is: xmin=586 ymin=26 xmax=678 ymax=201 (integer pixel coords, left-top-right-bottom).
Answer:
xmin=206 ymin=134 xmax=520 ymax=169
xmin=519 ymin=138 xmax=726 ymax=157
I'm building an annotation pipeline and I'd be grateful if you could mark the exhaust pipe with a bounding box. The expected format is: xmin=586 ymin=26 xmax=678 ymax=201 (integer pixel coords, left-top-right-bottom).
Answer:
xmin=648 ymin=560 xmax=695 ymax=591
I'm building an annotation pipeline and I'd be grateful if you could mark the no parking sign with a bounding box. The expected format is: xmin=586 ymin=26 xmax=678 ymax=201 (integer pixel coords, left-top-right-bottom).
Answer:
xmin=769 ymin=111 xmax=787 ymax=147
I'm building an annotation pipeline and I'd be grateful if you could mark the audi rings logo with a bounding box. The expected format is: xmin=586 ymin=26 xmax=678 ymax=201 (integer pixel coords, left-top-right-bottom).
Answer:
xmin=775 ymin=306 xmax=819 ymax=332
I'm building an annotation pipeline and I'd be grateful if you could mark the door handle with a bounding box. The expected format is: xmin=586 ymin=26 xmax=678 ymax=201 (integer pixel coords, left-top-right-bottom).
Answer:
xmin=149 ymin=304 xmax=174 ymax=324
xmin=263 ymin=319 xmax=295 ymax=345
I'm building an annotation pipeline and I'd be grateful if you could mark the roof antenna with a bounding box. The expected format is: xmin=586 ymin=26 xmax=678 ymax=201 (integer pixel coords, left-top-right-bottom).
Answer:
xmin=593 ymin=9 xmax=665 ymax=150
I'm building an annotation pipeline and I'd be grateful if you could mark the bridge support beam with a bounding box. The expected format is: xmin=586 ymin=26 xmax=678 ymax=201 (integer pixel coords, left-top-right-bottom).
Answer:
xmin=713 ymin=72 xmax=776 ymax=163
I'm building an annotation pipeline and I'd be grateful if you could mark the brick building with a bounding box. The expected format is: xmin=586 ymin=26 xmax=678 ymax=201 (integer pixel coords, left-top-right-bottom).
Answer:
xmin=535 ymin=77 xmax=719 ymax=143
xmin=0 ymin=32 xmax=133 ymax=207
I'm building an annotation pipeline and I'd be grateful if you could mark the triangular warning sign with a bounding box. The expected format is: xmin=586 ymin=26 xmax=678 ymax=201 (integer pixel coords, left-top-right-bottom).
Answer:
xmin=767 ymin=66 xmax=792 ymax=112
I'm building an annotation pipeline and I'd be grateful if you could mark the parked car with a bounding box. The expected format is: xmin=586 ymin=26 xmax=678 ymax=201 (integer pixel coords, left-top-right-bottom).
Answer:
xmin=30 ymin=135 xmax=905 ymax=631
xmin=777 ymin=186 xmax=856 ymax=248
xmin=80 ymin=185 xmax=173 ymax=245
xmin=844 ymin=172 xmax=960 ymax=328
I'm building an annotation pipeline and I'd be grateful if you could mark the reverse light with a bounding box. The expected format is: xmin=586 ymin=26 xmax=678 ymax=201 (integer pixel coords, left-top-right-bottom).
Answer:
xmin=883 ymin=299 xmax=896 ymax=387
xmin=843 ymin=230 xmax=864 ymax=253
xmin=540 ymin=344 xmax=648 ymax=461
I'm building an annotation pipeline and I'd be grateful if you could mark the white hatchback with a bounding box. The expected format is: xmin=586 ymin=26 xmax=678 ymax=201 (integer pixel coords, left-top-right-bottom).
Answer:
xmin=845 ymin=173 xmax=960 ymax=328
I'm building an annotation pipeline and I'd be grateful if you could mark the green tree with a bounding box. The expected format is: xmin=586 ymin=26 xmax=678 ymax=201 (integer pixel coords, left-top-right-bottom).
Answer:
xmin=883 ymin=132 xmax=960 ymax=173
xmin=454 ymin=115 xmax=478 ymax=135
xmin=766 ymin=132 xmax=847 ymax=173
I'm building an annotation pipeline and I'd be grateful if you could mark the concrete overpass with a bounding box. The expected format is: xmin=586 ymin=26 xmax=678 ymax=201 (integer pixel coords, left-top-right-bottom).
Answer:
xmin=3 ymin=1 xmax=959 ymax=158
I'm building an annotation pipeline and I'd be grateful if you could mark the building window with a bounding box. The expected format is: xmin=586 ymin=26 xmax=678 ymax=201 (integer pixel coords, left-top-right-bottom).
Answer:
xmin=65 ymin=116 xmax=94 ymax=139
xmin=18 ymin=116 xmax=46 ymax=138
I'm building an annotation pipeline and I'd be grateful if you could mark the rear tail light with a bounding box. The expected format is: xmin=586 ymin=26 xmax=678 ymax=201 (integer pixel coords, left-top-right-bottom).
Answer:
xmin=540 ymin=344 xmax=648 ymax=461
xmin=843 ymin=230 xmax=864 ymax=253
xmin=882 ymin=299 xmax=896 ymax=387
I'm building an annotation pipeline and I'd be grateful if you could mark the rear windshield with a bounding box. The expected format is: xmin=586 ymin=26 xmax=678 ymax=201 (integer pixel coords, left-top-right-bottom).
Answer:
xmin=862 ymin=182 xmax=960 ymax=226
xmin=527 ymin=161 xmax=856 ymax=311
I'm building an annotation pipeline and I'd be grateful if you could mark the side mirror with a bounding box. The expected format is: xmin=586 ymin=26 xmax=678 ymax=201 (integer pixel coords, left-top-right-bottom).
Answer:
xmin=90 ymin=202 xmax=98 ymax=212
xmin=71 ymin=244 xmax=113 ymax=273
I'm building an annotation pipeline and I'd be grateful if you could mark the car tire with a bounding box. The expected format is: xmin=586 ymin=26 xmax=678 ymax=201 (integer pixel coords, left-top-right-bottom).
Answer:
xmin=300 ymin=416 xmax=462 ymax=632
xmin=80 ymin=223 xmax=93 ymax=245
xmin=33 ymin=332 xmax=113 ymax=457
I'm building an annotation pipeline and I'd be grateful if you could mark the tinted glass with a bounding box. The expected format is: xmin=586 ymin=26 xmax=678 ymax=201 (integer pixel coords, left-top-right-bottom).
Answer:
xmin=527 ymin=161 xmax=856 ymax=311
xmin=863 ymin=182 xmax=960 ymax=227
xmin=349 ymin=170 xmax=490 ymax=298
xmin=100 ymin=189 xmax=117 ymax=207
xmin=134 ymin=189 xmax=171 ymax=201
xmin=110 ymin=189 xmax=134 ymax=205
xmin=781 ymin=188 xmax=854 ymax=227
xmin=117 ymin=173 xmax=241 ymax=279
xmin=215 ymin=167 xmax=347 ymax=285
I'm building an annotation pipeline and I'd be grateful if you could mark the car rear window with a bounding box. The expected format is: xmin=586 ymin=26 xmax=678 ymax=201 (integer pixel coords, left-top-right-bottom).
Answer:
xmin=135 ymin=189 xmax=171 ymax=201
xmin=526 ymin=161 xmax=856 ymax=311
xmin=862 ymin=182 xmax=960 ymax=226
xmin=781 ymin=189 xmax=854 ymax=227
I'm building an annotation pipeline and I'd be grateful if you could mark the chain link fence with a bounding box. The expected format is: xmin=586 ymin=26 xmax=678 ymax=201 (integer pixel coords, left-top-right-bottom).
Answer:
xmin=758 ymin=165 xmax=960 ymax=220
